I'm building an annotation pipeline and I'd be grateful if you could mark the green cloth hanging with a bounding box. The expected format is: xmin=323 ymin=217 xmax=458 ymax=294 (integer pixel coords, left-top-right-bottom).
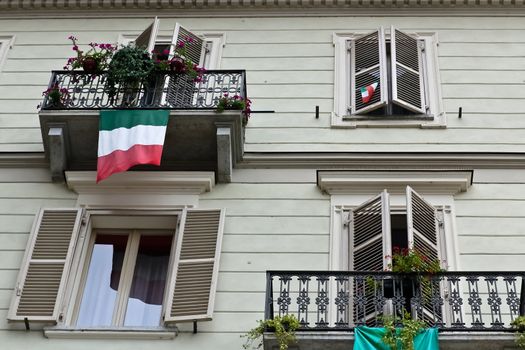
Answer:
xmin=353 ymin=326 xmax=439 ymax=350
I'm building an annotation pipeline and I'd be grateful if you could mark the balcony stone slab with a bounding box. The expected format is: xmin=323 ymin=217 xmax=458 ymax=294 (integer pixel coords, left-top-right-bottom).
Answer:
xmin=39 ymin=109 xmax=244 ymax=183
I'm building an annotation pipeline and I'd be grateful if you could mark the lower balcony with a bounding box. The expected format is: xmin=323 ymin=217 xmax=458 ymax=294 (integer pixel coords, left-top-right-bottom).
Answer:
xmin=264 ymin=271 xmax=525 ymax=350
xmin=39 ymin=70 xmax=247 ymax=182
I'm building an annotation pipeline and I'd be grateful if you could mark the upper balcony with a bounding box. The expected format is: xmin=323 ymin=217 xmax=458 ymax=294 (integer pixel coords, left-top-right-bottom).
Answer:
xmin=264 ymin=271 xmax=525 ymax=350
xmin=39 ymin=69 xmax=247 ymax=183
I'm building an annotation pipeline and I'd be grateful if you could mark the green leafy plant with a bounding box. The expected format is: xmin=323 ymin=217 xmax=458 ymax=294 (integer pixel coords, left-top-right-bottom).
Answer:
xmin=382 ymin=310 xmax=425 ymax=350
xmin=511 ymin=316 xmax=525 ymax=348
xmin=105 ymin=44 xmax=155 ymax=98
xmin=64 ymin=35 xmax=116 ymax=72
xmin=216 ymin=93 xmax=252 ymax=126
xmin=242 ymin=314 xmax=300 ymax=350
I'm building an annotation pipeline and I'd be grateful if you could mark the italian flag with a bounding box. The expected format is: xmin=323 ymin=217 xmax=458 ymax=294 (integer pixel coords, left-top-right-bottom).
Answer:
xmin=360 ymin=82 xmax=378 ymax=104
xmin=97 ymin=110 xmax=170 ymax=183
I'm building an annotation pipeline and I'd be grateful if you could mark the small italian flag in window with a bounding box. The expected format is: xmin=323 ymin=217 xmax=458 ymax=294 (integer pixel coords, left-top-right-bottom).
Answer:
xmin=360 ymin=82 xmax=378 ymax=104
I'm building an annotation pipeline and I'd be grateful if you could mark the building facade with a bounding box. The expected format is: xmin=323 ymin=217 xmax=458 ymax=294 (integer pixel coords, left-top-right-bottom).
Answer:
xmin=0 ymin=2 xmax=525 ymax=349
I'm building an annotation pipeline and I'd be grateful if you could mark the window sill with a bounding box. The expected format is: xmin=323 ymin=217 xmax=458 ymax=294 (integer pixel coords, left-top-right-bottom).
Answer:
xmin=44 ymin=327 xmax=178 ymax=340
xmin=331 ymin=112 xmax=446 ymax=129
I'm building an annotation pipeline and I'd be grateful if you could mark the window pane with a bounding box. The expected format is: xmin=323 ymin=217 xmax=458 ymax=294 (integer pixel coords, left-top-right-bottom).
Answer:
xmin=77 ymin=234 xmax=128 ymax=327
xmin=124 ymin=235 xmax=173 ymax=327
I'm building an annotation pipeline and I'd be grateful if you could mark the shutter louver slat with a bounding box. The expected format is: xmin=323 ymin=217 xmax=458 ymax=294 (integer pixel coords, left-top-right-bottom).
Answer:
xmin=165 ymin=208 xmax=225 ymax=323
xmin=352 ymin=28 xmax=387 ymax=114
xmin=391 ymin=27 xmax=426 ymax=114
xmin=9 ymin=208 xmax=82 ymax=322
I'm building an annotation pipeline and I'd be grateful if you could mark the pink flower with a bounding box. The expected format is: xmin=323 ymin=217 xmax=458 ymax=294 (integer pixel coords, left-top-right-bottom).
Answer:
xmin=176 ymin=41 xmax=185 ymax=49
xmin=162 ymin=48 xmax=170 ymax=55
xmin=72 ymin=45 xmax=79 ymax=51
xmin=186 ymin=36 xmax=194 ymax=43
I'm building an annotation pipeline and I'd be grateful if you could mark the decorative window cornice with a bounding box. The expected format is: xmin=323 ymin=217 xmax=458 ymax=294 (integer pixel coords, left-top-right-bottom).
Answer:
xmin=317 ymin=170 xmax=472 ymax=195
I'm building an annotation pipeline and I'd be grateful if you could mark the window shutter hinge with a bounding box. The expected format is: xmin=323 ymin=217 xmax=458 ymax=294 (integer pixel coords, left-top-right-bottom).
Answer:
xmin=16 ymin=283 xmax=22 ymax=296
xmin=346 ymin=41 xmax=352 ymax=52
xmin=344 ymin=218 xmax=352 ymax=227
xmin=419 ymin=41 xmax=426 ymax=51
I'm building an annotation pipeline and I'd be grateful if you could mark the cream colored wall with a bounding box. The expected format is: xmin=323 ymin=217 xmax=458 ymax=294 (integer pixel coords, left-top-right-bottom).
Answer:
xmin=1 ymin=16 xmax=525 ymax=151
xmin=1 ymin=166 xmax=525 ymax=347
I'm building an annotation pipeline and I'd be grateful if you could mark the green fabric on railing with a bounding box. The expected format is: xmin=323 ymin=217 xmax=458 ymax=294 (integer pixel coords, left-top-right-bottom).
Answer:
xmin=353 ymin=326 xmax=439 ymax=350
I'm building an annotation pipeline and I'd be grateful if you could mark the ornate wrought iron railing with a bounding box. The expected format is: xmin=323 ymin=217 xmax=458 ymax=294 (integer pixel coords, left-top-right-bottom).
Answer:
xmin=40 ymin=70 xmax=247 ymax=110
xmin=265 ymin=271 xmax=525 ymax=331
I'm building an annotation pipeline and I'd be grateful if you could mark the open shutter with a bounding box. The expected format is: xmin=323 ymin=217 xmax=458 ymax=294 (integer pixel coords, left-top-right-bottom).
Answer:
xmin=134 ymin=17 xmax=159 ymax=53
xmin=164 ymin=23 xmax=207 ymax=108
xmin=406 ymin=186 xmax=440 ymax=262
xmin=406 ymin=186 xmax=444 ymax=325
xmin=8 ymin=208 xmax=82 ymax=322
xmin=391 ymin=27 xmax=426 ymax=114
xmin=350 ymin=190 xmax=391 ymax=271
xmin=351 ymin=28 xmax=387 ymax=115
xmin=164 ymin=208 xmax=225 ymax=323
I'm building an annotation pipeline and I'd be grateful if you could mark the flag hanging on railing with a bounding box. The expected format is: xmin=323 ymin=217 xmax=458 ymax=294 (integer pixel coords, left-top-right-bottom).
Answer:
xmin=97 ymin=109 xmax=170 ymax=183
xmin=353 ymin=326 xmax=439 ymax=350
xmin=360 ymin=82 xmax=378 ymax=104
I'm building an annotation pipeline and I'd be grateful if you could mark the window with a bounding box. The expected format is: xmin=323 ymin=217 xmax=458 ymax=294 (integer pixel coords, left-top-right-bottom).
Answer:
xmin=332 ymin=27 xmax=444 ymax=128
xmin=8 ymin=207 xmax=225 ymax=335
xmin=346 ymin=187 xmax=447 ymax=272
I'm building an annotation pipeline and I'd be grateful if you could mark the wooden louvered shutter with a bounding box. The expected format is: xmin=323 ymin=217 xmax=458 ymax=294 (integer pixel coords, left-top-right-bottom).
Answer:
xmin=406 ymin=186 xmax=441 ymax=264
xmin=164 ymin=208 xmax=225 ymax=323
xmin=8 ymin=208 xmax=82 ymax=322
xmin=164 ymin=23 xmax=207 ymax=108
xmin=350 ymin=191 xmax=391 ymax=271
xmin=351 ymin=28 xmax=387 ymax=115
xmin=134 ymin=17 xmax=159 ymax=53
xmin=391 ymin=27 xmax=426 ymax=114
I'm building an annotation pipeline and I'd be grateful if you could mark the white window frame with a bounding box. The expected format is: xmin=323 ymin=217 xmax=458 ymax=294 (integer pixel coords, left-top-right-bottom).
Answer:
xmin=0 ymin=36 xmax=14 ymax=71
xmin=65 ymin=211 xmax=181 ymax=330
xmin=332 ymin=30 xmax=445 ymax=129
xmin=119 ymin=32 xmax=225 ymax=70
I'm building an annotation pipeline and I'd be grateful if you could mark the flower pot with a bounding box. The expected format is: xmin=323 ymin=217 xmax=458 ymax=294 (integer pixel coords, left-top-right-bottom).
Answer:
xmin=82 ymin=57 xmax=99 ymax=74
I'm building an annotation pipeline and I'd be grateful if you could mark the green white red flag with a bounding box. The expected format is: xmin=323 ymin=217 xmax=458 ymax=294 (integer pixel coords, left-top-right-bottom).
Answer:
xmin=97 ymin=110 xmax=170 ymax=183
xmin=360 ymin=82 xmax=378 ymax=104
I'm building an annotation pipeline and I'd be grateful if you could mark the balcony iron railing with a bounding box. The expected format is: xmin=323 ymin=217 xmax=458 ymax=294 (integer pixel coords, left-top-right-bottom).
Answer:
xmin=40 ymin=70 xmax=247 ymax=110
xmin=265 ymin=271 xmax=525 ymax=332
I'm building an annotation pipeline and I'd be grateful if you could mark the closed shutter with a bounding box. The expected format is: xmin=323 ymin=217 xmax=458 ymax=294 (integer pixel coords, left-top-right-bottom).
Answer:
xmin=164 ymin=23 xmax=207 ymax=108
xmin=350 ymin=191 xmax=392 ymax=271
xmin=134 ymin=17 xmax=159 ymax=53
xmin=351 ymin=28 xmax=388 ymax=115
xmin=164 ymin=208 xmax=225 ymax=323
xmin=391 ymin=27 xmax=426 ymax=114
xmin=8 ymin=208 xmax=82 ymax=322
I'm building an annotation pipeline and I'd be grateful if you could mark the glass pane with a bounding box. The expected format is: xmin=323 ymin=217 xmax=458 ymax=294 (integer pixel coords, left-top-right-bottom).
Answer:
xmin=77 ymin=234 xmax=128 ymax=327
xmin=124 ymin=235 xmax=173 ymax=327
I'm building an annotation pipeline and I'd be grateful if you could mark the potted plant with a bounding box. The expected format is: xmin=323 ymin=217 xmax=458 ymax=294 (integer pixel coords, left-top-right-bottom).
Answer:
xmin=511 ymin=316 xmax=525 ymax=348
xmin=41 ymin=82 xmax=71 ymax=109
xmin=64 ymin=35 xmax=116 ymax=74
xmin=243 ymin=314 xmax=300 ymax=350
xmin=105 ymin=44 xmax=155 ymax=106
xmin=216 ymin=93 xmax=252 ymax=126
xmin=382 ymin=310 xmax=426 ymax=350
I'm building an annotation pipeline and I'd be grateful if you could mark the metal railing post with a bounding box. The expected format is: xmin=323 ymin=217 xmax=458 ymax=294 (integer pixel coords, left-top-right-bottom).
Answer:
xmin=265 ymin=271 xmax=274 ymax=321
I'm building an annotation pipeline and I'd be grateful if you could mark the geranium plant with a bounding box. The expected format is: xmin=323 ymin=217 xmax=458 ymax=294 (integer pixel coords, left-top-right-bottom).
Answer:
xmin=41 ymin=82 xmax=71 ymax=108
xmin=389 ymin=247 xmax=445 ymax=274
xmin=64 ymin=35 xmax=116 ymax=73
xmin=168 ymin=37 xmax=206 ymax=82
xmin=216 ymin=93 xmax=252 ymax=125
